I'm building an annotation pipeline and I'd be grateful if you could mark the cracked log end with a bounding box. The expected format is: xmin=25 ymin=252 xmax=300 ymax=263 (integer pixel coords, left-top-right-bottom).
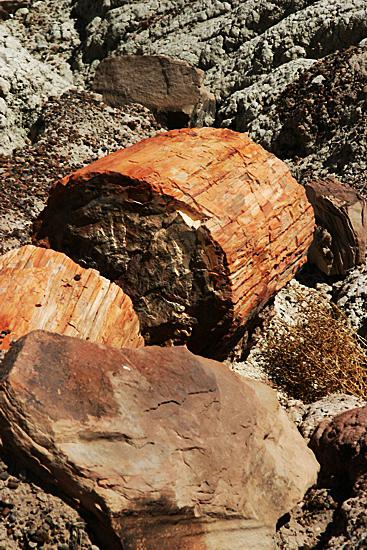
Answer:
xmin=32 ymin=127 xmax=315 ymax=359
xmin=0 ymin=245 xmax=144 ymax=352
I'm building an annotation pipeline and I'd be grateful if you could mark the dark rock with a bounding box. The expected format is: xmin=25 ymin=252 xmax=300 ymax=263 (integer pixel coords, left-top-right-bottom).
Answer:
xmin=310 ymin=405 xmax=367 ymax=495
xmin=92 ymin=55 xmax=216 ymax=129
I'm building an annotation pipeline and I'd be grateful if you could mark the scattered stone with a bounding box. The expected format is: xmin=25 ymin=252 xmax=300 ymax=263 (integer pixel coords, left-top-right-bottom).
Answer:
xmin=299 ymin=394 xmax=367 ymax=442
xmin=305 ymin=178 xmax=367 ymax=275
xmin=310 ymin=405 xmax=367 ymax=494
xmin=249 ymin=44 xmax=367 ymax=201
xmin=334 ymin=259 xmax=367 ymax=338
xmin=0 ymin=330 xmax=319 ymax=550
xmin=0 ymin=89 xmax=163 ymax=256
xmin=32 ymin=127 xmax=314 ymax=358
xmin=0 ymin=245 xmax=144 ymax=352
xmin=92 ymin=55 xmax=216 ymax=129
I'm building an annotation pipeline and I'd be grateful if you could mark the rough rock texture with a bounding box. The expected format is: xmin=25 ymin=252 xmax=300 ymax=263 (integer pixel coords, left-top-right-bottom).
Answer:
xmin=0 ymin=89 xmax=164 ymax=257
xmin=298 ymin=394 xmax=367 ymax=442
xmin=71 ymin=0 xmax=367 ymax=116
xmin=32 ymin=127 xmax=314 ymax=358
xmin=3 ymin=0 xmax=80 ymax=85
xmin=0 ymin=245 xmax=143 ymax=356
xmin=305 ymin=178 xmax=367 ymax=276
xmin=0 ymin=330 xmax=319 ymax=550
xmin=250 ymin=44 xmax=367 ymax=200
xmin=308 ymin=405 xmax=367 ymax=548
xmin=334 ymin=261 xmax=367 ymax=338
xmin=0 ymin=24 xmax=72 ymax=154
xmin=310 ymin=406 xmax=367 ymax=494
xmin=92 ymin=55 xmax=216 ymax=128
xmin=0 ymin=1 xmax=28 ymax=20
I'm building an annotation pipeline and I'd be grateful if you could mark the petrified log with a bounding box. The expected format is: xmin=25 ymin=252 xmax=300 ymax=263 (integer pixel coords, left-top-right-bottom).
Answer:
xmin=0 ymin=245 xmax=144 ymax=353
xmin=305 ymin=178 xmax=367 ymax=275
xmin=0 ymin=330 xmax=319 ymax=550
xmin=92 ymin=55 xmax=216 ymax=128
xmin=32 ymin=127 xmax=315 ymax=359
xmin=310 ymin=405 xmax=367 ymax=494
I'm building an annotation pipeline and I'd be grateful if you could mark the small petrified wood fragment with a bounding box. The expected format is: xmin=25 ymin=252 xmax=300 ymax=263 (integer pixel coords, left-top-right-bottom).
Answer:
xmin=33 ymin=127 xmax=314 ymax=358
xmin=305 ymin=178 xmax=367 ymax=275
xmin=0 ymin=245 xmax=144 ymax=352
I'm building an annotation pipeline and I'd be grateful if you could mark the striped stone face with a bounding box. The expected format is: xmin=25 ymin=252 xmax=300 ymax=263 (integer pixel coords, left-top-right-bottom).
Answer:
xmin=0 ymin=245 xmax=144 ymax=354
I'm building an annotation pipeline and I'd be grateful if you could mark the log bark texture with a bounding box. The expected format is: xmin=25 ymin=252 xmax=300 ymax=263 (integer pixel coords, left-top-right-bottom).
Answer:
xmin=0 ymin=245 xmax=144 ymax=353
xmin=33 ymin=127 xmax=315 ymax=358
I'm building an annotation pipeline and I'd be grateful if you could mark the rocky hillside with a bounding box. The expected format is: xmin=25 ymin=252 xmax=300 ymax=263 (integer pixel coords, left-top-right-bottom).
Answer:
xmin=2 ymin=0 xmax=367 ymax=549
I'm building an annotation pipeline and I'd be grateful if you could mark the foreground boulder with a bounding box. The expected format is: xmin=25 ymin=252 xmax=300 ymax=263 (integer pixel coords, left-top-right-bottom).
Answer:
xmin=0 ymin=330 xmax=319 ymax=550
xmin=32 ymin=127 xmax=315 ymax=359
xmin=0 ymin=245 xmax=143 ymax=354
xmin=92 ymin=55 xmax=216 ymax=128
xmin=305 ymin=178 xmax=367 ymax=275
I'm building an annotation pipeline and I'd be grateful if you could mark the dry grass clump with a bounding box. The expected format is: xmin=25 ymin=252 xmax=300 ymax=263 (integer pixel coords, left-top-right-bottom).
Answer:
xmin=259 ymin=290 xmax=367 ymax=403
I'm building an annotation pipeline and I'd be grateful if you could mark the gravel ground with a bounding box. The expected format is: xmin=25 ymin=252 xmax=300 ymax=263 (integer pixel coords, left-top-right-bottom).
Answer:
xmin=0 ymin=89 xmax=163 ymax=256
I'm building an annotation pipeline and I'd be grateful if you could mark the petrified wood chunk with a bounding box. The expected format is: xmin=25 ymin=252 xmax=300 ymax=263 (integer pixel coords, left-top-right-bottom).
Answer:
xmin=0 ymin=330 xmax=319 ymax=550
xmin=310 ymin=405 xmax=367 ymax=494
xmin=92 ymin=55 xmax=216 ymax=128
xmin=0 ymin=245 xmax=144 ymax=353
xmin=305 ymin=178 xmax=367 ymax=275
xmin=33 ymin=127 xmax=315 ymax=358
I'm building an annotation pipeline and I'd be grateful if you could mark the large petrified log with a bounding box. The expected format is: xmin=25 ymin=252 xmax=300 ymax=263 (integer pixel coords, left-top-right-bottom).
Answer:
xmin=0 ymin=245 xmax=143 ymax=354
xmin=305 ymin=178 xmax=367 ymax=276
xmin=32 ymin=127 xmax=315 ymax=358
xmin=0 ymin=330 xmax=319 ymax=550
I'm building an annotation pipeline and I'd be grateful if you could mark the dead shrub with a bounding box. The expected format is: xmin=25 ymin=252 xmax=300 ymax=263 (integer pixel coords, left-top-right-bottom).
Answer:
xmin=259 ymin=290 xmax=367 ymax=403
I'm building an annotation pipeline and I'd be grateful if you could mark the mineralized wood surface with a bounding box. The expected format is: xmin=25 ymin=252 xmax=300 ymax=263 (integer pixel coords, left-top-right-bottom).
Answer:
xmin=33 ymin=127 xmax=315 ymax=358
xmin=305 ymin=178 xmax=367 ymax=275
xmin=0 ymin=245 xmax=144 ymax=352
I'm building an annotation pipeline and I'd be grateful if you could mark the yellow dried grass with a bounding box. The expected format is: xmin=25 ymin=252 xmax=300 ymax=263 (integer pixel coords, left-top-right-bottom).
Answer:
xmin=259 ymin=290 xmax=367 ymax=403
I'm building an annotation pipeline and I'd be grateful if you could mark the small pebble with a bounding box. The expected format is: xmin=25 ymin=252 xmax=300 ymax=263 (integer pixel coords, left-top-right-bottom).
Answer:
xmin=8 ymin=479 xmax=20 ymax=489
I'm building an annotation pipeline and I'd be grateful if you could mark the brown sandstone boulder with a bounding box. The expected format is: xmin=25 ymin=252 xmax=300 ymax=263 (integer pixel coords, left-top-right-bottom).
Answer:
xmin=0 ymin=245 xmax=143 ymax=353
xmin=305 ymin=178 xmax=367 ymax=275
xmin=0 ymin=330 xmax=319 ymax=550
xmin=32 ymin=127 xmax=315 ymax=359
xmin=92 ymin=55 xmax=216 ymax=128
